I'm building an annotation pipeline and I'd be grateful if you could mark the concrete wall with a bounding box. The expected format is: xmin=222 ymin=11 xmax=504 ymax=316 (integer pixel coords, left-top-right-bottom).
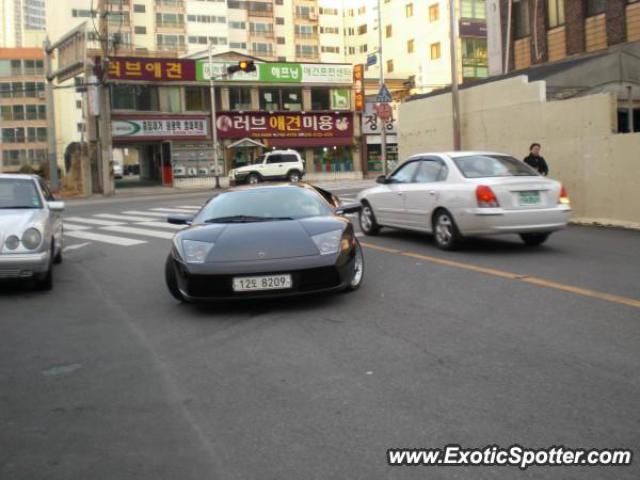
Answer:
xmin=398 ymin=76 xmax=640 ymax=227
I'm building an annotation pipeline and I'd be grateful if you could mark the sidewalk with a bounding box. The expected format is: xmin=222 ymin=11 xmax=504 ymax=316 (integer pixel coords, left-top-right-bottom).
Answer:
xmin=61 ymin=179 xmax=376 ymax=206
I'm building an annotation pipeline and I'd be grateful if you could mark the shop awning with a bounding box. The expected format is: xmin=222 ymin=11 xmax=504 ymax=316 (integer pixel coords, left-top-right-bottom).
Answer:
xmin=226 ymin=137 xmax=265 ymax=149
xmin=265 ymin=137 xmax=354 ymax=148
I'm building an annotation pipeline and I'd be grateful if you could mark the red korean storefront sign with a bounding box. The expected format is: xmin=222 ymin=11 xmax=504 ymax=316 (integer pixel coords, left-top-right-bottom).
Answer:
xmin=215 ymin=112 xmax=353 ymax=145
xmin=106 ymin=57 xmax=196 ymax=81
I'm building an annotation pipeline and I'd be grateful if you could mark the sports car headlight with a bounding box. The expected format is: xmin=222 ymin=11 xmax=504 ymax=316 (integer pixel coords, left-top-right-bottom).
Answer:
xmin=312 ymin=230 xmax=343 ymax=255
xmin=5 ymin=235 xmax=20 ymax=250
xmin=182 ymin=239 xmax=214 ymax=264
xmin=21 ymin=228 xmax=42 ymax=250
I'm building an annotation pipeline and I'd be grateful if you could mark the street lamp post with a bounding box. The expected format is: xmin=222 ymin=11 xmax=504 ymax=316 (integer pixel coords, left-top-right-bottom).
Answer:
xmin=377 ymin=0 xmax=388 ymax=176
xmin=208 ymin=40 xmax=221 ymax=189
xmin=449 ymin=0 xmax=462 ymax=150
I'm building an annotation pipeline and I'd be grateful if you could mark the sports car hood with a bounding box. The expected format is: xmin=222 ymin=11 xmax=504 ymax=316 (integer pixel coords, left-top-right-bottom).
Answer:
xmin=178 ymin=217 xmax=348 ymax=262
xmin=0 ymin=209 xmax=48 ymax=236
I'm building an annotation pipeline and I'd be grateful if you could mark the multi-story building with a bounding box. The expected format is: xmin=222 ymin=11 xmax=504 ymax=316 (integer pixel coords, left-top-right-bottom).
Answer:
xmin=491 ymin=0 xmax=640 ymax=73
xmin=0 ymin=0 xmax=47 ymax=47
xmin=0 ymin=48 xmax=48 ymax=173
xmin=342 ymin=0 xmax=489 ymax=92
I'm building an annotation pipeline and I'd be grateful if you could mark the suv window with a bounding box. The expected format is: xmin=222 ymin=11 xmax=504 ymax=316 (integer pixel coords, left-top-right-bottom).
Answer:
xmin=281 ymin=154 xmax=299 ymax=163
xmin=267 ymin=154 xmax=282 ymax=164
xmin=415 ymin=159 xmax=447 ymax=183
xmin=390 ymin=161 xmax=419 ymax=183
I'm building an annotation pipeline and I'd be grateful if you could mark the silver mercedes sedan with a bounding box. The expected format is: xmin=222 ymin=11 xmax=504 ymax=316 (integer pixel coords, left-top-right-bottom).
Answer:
xmin=357 ymin=152 xmax=571 ymax=250
xmin=0 ymin=174 xmax=64 ymax=290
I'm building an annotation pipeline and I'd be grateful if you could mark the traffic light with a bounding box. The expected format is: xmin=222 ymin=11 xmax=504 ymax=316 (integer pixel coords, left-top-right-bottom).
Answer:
xmin=227 ymin=60 xmax=257 ymax=75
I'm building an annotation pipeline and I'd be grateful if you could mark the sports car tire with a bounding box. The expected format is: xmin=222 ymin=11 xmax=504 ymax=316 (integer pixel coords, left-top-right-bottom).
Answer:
xmin=165 ymin=255 xmax=185 ymax=302
xmin=346 ymin=240 xmax=364 ymax=292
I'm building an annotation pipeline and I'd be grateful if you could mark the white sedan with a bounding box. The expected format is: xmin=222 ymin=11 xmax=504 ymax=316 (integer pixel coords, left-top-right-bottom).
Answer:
xmin=357 ymin=152 xmax=571 ymax=250
xmin=0 ymin=174 xmax=65 ymax=289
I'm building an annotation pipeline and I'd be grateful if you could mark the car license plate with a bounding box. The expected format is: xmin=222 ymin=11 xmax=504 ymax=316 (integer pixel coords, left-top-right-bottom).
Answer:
xmin=232 ymin=274 xmax=292 ymax=292
xmin=518 ymin=191 xmax=541 ymax=205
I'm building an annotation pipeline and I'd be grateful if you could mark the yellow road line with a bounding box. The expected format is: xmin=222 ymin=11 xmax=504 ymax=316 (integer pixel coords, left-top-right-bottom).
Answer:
xmin=359 ymin=242 xmax=640 ymax=310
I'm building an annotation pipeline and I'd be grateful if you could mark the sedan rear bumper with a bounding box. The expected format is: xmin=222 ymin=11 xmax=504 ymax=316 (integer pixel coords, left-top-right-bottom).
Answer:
xmin=455 ymin=206 xmax=571 ymax=236
xmin=0 ymin=250 xmax=50 ymax=279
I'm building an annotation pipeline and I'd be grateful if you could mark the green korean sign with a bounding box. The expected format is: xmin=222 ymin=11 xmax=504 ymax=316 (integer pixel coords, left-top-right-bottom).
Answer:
xmin=330 ymin=88 xmax=351 ymax=110
xmin=196 ymin=61 xmax=352 ymax=85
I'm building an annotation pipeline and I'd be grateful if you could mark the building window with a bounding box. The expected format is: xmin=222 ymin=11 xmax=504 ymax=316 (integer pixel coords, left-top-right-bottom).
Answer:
xmin=460 ymin=0 xmax=486 ymax=19
xmin=431 ymin=42 xmax=441 ymax=59
xmin=407 ymin=39 xmax=414 ymax=53
xmin=184 ymin=87 xmax=212 ymax=111
xmin=406 ymin=3 xmax=413 ymax=17
xmin=229 ymin=87 xmax=252 ymax=110
xmin=359 ymin=44 xmax=368 ymax=53
xmin=586 ymin=0 xmax=606 ymax=16
xmin=133 ymin=4 xmax=145 ymax=12
xmin=276 ymin=17 xmax=284 ymax=25
xmin=387 ymin=59 xmax=394 ymax=73
xmin=277 ymin=36 xmax=285 ymax=44
xmin=229 ymin=21 xmax=246 ymax=29
xmin=358 ymin=24 xmax=368 ymax=35
xmin=311 ymin=88 xmax=330 ymax=110
xmin=321 ymin=46 xmax=340 ymax=53
xmin=547 ymin=0 xmax=565 ymax=27
xmin=461 ymin=37 xmax=488 ymax=79
xmin=386 ymin=24 xmax=392 ymax=38
xmin=259 ymin=87 xmax=280 ymax=110
xmin=281 ymin=88 xmax=302 ymax=111
xmin=134 ymin=26 xmax=146 ymax=34
xmin=514 ymin=0 xmax=531 ymax=37
xmin=429 ymin=4 xmax=439 ymax=22
xmin=111 ymin=85 xmax=159 ymax=111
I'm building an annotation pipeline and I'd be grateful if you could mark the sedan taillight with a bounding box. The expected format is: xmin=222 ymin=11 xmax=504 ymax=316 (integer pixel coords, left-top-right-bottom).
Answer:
xmin=476 ymin=185 xmax=499 ymax=208
xmin=558 ymin=185 xmax=570 ymax=205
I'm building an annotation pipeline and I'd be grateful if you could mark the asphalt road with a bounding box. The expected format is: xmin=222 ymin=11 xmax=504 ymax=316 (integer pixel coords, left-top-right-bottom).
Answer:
xmin=1 ymin=185 xmax=639 ymax=480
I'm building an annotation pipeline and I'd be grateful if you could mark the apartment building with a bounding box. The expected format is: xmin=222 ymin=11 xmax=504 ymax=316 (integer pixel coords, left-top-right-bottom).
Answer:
xmin=342 ymin=0 xmax=489 ymax=92
xmin=0 ymin=0 xmax=47 ymax=47
xmin=0 ymin=48 xmax=48 ymax=173
xmin=491 ymin=0 xmax=640 ymax=73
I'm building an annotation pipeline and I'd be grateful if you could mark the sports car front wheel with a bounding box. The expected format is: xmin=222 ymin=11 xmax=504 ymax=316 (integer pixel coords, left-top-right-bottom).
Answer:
xmin=165 ymin=255 xmax=185 ymax=302
xmin=346 ymin=240 xmax=364 ymax=291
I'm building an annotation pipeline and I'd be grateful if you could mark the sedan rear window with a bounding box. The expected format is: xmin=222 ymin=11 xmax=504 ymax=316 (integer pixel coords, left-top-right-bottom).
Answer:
xmin=453 ymin=155 xmax=537 ymax=178
xmin=0 ymin=178 xmax=42 ymax=209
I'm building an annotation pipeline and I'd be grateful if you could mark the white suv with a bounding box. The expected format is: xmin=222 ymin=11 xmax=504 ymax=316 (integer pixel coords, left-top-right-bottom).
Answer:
xmin=229 ymin=149 xmax=305 ymax=185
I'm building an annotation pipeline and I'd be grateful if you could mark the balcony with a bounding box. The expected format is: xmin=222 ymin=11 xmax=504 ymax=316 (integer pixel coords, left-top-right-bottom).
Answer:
xmin=294 ymin=31 xmax=318 ymax=40
xmin=249 ymin=29 xmax=274 ymax=39
xmin=155 ymin=0 xmax=184 ymax=12
xmin=294 ymin=12 xmax=318 ymax=21
xmin=156 ymin=21 xmax=185 ymax=33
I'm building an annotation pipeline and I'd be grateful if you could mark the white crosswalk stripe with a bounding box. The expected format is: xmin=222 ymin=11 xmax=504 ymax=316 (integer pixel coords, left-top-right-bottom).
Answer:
xmin=176 ymin=206 xmax=202 ymax=210
xmin=150 ymin=208 xmax=196 ymax=213
xmin=122 ymin=211 xmax=171 ymax=218
xmin=95 ymin=213 xmax=158 ymax=222
xmin=64 ymin=230 xmax=147 ymax=246
xmin=63 ymin=223 xmax=92 ymax=231
xmin=65 ymin=216 xmax=124 ymax=226
xmin=100 ymin=225 xmax=176 ymax=239
xmin=134 ymin=221 xmax=187 ymax=230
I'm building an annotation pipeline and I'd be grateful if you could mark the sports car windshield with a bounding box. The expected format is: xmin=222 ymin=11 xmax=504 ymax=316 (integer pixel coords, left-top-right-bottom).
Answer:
xmin=0 ymin=178 xmax=42 ymax=209
xmin=454 ymin=155 xmax=538 ymax=178
xmin=197 ymin=187 xmax=332 ymax=223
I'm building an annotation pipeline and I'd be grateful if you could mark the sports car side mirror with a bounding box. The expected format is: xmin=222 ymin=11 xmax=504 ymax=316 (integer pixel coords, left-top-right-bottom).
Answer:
xmin=335 ymin=203 xmax=362 ymax=215
xmin=167 ymin=214 xmax=193 ymax=225
xmin=48 ymin=201 xmax=65 ymax=211
xmin=376 ymin=175 xmax=390 ymax=184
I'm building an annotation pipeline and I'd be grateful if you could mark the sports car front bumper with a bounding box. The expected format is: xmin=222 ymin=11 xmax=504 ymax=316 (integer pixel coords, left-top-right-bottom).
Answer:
xmin=171 ymin=252 xmax=357 ymax=301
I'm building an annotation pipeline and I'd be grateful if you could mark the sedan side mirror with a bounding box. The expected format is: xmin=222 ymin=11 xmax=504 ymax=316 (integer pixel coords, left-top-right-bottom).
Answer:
xmin=48 ymin=201 xmax=65 ymax=212
xmin=335 ymin=203 xmax=362 ymax=215
xmin=167 ymin=214 xmax=193 ymax=225
xmin=376 ymin=175 xmax=390 ymax=184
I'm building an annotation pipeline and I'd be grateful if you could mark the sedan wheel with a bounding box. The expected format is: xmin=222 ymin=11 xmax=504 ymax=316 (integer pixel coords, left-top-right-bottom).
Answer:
xmin=347 ymin=240 xmax=364 ymax=291
xmin=433 ymin=210 xmax=462 ymax=250
xmin=247 ymin=173 xmax=259 ymax=185
xmin=359 ymin=203 xmax=380 ymax=235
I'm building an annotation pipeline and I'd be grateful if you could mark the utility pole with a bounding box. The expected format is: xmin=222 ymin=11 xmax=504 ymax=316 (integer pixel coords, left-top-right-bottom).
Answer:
xmin=43 ymin=38 xmax=60 ymax=192
xmin=97 ymin=0 xmax=114 ymax=195
xmin=377 ymin=0 xmax=388 ymax=175
xmin=449 ymin=0 xmax=462 ymax=150
xmin=208 ymin=39 xmax=221 ymax=189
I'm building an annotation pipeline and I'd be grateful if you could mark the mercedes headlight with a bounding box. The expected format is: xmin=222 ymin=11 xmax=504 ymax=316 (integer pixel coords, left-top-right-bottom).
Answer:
xmin=182 ymin=240 xmax=214 ymax=264
xmin=21 ymin=228 xmax=42 ymax=250
xmin=311 ymin=230 xmax=343 ymax=255
xmin=5 ymin=235 xmax=20 ymax=250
